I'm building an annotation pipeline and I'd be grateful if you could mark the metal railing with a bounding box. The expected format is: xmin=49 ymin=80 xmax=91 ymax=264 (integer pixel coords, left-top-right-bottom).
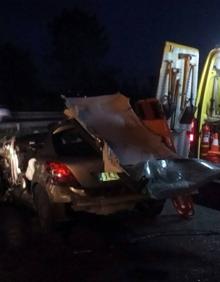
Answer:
xmin=0 ymin=111 xmax=64 ymax=137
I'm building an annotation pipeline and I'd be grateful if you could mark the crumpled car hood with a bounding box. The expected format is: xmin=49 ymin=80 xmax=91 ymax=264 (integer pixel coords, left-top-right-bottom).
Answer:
xmin=127 ymin=158 xmax=220 ymax=199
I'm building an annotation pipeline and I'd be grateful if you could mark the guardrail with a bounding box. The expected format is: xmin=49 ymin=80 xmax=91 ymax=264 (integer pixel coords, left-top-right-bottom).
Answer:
xmin=0 ymin=111 xmax=64 ymax=136
xmin=10 ymin=111 xmax=63 ymax=121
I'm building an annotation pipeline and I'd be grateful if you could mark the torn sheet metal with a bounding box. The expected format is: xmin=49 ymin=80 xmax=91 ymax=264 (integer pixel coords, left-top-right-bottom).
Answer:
xmin=64 ymin=93 xmax=220 ymax=199
xmin=128 ymin=158 xmax=220 ymax=199
xmin=64 ymin=101 xmax=125 ymax=174
xmin=102 ymin=141 xmax=125 ymax=173
xmin=65 ymin=93 xmax=177 ymax=166
xmin=2 ymin=137 xmax=21 ymax=185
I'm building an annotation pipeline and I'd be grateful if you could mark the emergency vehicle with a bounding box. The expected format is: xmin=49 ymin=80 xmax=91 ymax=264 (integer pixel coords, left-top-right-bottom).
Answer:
xmin=137 ymin=42 xmax=220 ymax=163
xmin=134 ymin=42 xmax=200 ymax=217
xmin=135 ymin=42 xmax=220 ymax=216
xmin=155 ymin=42 xmax=199 ymax=158
xmin=193 ymin=47 xmax=220 ymax=163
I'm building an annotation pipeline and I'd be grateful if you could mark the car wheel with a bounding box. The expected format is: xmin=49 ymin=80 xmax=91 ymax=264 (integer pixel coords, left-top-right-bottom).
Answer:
xmin=33 ymin=184 xmax=67 ymax=231
xmin=0 ymin=172 xmax=7 ymax=199
xmin=136 ymin=199 xmax=165 ymax=218
xmin=33 ymin=184 xmax=53 ymax=230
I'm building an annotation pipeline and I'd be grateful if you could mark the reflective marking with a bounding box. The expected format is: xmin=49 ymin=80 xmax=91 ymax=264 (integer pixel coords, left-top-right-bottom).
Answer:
xmin=99 ymin=172 xmax=120 ymax=182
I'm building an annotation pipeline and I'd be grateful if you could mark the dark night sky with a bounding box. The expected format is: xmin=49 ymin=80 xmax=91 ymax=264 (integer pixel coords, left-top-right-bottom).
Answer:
xmin=1 ymin=0 xmax=220 ymax=79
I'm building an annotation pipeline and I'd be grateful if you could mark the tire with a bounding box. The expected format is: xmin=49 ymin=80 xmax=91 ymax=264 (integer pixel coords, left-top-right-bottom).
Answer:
xmin=33 ymin=184 xmax=66 ymax=230
xmin=33 ymin=184 xmax=53 ymax=230
xmin=0 ymin=172 xmax=7 ymax=200
xmin=136 ymin=199 xmax=165 ymax=218
xmin=0 ymin=176 xmax=5 ymax=196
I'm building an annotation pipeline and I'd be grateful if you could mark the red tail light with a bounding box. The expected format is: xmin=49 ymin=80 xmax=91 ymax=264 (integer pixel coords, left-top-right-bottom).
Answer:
xmin=46 ymin=162 xmax=77 ymax=184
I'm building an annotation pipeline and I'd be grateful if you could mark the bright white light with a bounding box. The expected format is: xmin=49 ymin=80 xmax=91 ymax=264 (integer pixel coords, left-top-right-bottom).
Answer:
xmin=199 ymin=160 xmax=215 ymax=170
xmin=161 ymin=160 xmax=167 ymax=168
xmin=146 ymin=164 xmax=151 ymax=175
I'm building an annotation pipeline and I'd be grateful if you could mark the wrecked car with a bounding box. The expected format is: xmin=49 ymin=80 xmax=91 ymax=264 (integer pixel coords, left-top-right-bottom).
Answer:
xmin=0 ymin=93 xmax=220 ymax=229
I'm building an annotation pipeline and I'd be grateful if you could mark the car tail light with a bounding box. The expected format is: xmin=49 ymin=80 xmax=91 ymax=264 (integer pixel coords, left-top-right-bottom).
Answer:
xmin=46 ymin=162 xmax=78 ymax=184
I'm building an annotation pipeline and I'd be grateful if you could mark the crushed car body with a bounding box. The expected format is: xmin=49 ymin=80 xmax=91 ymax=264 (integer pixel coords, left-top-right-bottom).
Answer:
xmin=0 ymin=93 xmax=220 ymax=228
xmin=64 ymin=93 xmax=220 ymax=198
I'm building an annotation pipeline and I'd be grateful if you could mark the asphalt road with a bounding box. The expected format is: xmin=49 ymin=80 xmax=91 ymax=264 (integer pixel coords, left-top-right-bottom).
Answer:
xmin=1 ymin=199 xmax=220 ymax=282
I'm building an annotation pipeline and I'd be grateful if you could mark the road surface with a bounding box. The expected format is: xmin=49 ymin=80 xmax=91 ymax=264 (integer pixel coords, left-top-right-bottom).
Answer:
xmin=0 ymin=200 xmax=220 ymax=282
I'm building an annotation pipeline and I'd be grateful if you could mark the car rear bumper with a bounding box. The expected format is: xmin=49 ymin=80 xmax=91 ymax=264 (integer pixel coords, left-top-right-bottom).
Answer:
xmin=70 ymin=193 xmax=146 ymax=215
xmin=46 ymin=182 xmax=146 ymax=215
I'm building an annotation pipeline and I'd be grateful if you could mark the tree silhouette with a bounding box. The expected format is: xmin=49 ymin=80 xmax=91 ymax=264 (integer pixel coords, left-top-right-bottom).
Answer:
xmin=0 ymin=43 xmax=40 ymax=110
xmin=48 ymin=7 xmax=111 ymax=94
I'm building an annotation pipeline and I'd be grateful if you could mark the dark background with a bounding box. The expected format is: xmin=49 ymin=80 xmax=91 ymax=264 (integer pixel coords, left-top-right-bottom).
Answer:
xmin=0 ymin=0 xmax=219 ymax=110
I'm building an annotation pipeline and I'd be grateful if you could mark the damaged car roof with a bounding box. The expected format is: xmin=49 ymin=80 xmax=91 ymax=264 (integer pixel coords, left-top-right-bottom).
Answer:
xmin=64 ymin=93 xmax=177 ymax=165
xmin=64 ymin=93 xmax=220 ymax=200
